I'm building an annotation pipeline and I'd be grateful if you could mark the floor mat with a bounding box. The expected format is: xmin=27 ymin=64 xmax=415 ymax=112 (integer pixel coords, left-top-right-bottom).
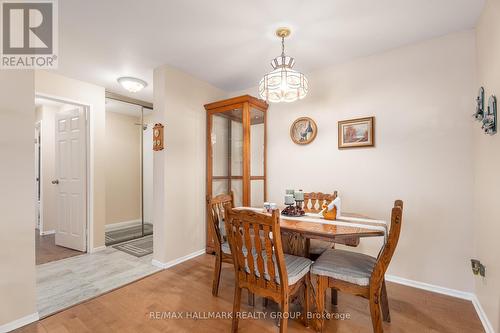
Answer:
xmin=105 ymin=223 xmax=153 ymax=245
xmin=113 ymin=235 xmax=153 ymax=257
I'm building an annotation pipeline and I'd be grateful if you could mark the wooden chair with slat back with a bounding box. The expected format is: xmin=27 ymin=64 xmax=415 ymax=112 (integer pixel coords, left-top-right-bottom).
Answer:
xmin=311 ymin=200 xmax=403 ymax=333
xmin=207 ymin=193 xmax=235 ymax=297
xmin=224 ymin=207 xmax=313 ymax=333
xmin=303 ymin=191 xmax=338 ymax=213
xmin=303 ymin=191 xmax=339 ymax=258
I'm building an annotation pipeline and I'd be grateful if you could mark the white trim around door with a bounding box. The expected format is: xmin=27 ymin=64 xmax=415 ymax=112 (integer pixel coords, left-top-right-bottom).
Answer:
xmin=35 ymin=93 xmax=92 ymax=253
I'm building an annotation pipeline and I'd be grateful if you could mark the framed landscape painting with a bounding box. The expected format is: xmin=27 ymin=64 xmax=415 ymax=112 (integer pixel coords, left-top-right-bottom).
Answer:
xmin=338 ymin=116 xmax=375 ymax=149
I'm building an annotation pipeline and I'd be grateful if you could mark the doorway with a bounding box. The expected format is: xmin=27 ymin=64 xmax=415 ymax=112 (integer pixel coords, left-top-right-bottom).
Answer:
xmin=34 ymin=96 xmax=88 ymax=265
xmin=104 ymin=97 xmax=154 ymax=249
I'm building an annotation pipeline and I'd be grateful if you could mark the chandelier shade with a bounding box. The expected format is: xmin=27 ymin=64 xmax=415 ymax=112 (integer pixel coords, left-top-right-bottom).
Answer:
xmin=259 ymin=28 xmax=308 ymax=103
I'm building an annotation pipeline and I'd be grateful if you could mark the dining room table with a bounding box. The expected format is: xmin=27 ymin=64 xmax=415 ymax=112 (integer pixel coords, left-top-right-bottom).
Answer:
xmin=235 ymin=206 xmax=386 ymax=257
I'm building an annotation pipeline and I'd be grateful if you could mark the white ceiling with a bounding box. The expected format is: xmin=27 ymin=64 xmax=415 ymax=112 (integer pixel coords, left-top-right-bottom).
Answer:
xmin=54 ymin=0 xmax=485 ymax=102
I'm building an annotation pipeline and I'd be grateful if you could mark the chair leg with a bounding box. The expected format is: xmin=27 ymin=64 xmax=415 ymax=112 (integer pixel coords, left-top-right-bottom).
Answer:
xmin=331 ymin=289 xmax=338 ymax=306
xmin=212 ymin=254 xmax=222 ymax=297
xmin=248 ymin=291 xmax=255 ymax=306
xmin=316 ymin=276 xmax=328 ymax=332
xmin=280 ymin=298 xmax=289 ymax=333
xmin=304 ymin=274 xmax=311 ymax=327
xmin=381 ymin=280 xmax=391 ymax=322
xmin=369 ymin=289 xmax=384 ymax=333
xmin=231 ymin=286 xmax=242 ymax=333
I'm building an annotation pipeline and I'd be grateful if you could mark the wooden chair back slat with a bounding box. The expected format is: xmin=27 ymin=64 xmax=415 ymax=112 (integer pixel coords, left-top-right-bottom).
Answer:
xmin=243 ymin=223 xmax=256 ymax=284
xmin=303 ymin=191 xmax=338 ymax=213
xmin=224 ymin=208 xmax=287 ymax=293
xmin=252 ymin=223 xmax=266 ymax=288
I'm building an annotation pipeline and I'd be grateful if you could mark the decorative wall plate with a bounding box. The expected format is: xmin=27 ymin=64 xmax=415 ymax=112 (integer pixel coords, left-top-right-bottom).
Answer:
xmin=290 ymin=117 xmax=317 ymax=145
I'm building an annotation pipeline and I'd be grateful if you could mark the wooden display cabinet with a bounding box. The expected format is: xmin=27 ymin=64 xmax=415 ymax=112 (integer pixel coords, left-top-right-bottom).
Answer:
xmin=204 ymin=95 xmax=269 ymax=253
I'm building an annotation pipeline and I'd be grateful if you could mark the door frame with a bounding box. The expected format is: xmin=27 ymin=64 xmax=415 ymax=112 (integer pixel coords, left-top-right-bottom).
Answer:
xmin=35 ymin=121 xmax=43 ymax=232
xmin=35 ymin=93 xmax=92 ymax=253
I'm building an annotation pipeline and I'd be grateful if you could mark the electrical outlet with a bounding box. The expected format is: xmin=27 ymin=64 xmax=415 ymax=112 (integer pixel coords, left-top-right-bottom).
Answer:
xmin=471 ymin=259 xmax=486 ymax=277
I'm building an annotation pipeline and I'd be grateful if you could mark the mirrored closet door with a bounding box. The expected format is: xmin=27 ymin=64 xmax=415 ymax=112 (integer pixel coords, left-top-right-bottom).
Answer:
xmin=104 ymin=96 xmax=153 ymax=246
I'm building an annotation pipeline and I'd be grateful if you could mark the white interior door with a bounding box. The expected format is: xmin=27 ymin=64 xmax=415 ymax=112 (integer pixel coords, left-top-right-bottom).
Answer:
xmin=54 ymin=106 xmax=87 ymax=252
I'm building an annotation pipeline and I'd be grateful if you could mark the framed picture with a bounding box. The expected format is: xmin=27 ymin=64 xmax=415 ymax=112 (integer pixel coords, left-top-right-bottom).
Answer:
xmin=338 ymin=117 xmax=375 ymax=149
xmin=290 ymin=117 xmax=318 ymax=145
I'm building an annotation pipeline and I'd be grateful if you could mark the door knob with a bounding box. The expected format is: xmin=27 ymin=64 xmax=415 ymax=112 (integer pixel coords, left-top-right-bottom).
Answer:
xmin=51 ymin=179 xmax=59 ymax=185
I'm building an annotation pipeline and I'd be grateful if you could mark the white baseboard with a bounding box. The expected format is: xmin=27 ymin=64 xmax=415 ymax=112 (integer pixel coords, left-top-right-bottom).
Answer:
xmin=151 ymin=249 xmax=205 ymax=269
xmin=105 ymin=219 xmax=141 ymax=232
xmin=89 ymin=245 xmax=106 ymax=253
xmin=40 ymin=230 xmax=55 ymax=236
xmin=385 ymin=274 xmax=474 ymax=300
xmin=0 ymin=312 xmax=39 ymax=333
xmin=386 ymin=274 xmax=494 ymax=333
xmin=471 ymin=294 xmax=495 ymax=333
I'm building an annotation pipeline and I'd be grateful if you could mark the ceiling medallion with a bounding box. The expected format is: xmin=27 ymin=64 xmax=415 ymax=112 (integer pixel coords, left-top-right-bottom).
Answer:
xmin=259 ymin=27 xmax=308 ymax=103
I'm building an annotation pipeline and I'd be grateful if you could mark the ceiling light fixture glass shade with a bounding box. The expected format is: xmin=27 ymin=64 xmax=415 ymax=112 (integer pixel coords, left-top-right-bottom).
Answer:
xmin=117 ymin=76 xmax=147 ymax=93
xmin=259 ymin=28 xmax=308 ymax=103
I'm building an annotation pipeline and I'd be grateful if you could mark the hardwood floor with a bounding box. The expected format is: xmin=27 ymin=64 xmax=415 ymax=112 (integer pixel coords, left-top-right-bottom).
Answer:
xmin=36 ymin=229 xmax=84 ymax=265
xmin=18 ymin=254 xmax=484 ymax=333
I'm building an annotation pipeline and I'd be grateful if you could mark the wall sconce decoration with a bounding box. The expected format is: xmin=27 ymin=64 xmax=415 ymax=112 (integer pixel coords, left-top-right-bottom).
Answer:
xmin=473 ymin=87 xmax=485 ymax=120
xmin=482 ymin=95 xmax=497 ymax=135
xmin=153 ymin=123 xmax=164 ymax=151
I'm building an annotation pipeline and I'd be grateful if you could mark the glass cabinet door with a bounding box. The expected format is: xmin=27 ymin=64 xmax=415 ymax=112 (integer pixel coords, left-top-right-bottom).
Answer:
xmin=250 ymin=107 xmax=265 ymax=207
xmin=210 ymin=107 xmax=244 ymax=206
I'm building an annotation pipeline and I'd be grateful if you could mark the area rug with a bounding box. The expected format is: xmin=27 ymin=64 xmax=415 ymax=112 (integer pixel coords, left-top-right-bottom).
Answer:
xmin=113 ymin=235 xmax=153 ymax=257
xmin=105 ymin=223 xmax=153 ymax=245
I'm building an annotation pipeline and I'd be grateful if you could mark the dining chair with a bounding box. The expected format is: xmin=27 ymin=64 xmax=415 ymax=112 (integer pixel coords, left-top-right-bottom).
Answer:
xmin=303 ymin=191 xmax=338 ymax=257
xmin=224 ymin=207 xmax=312 ymax=333
xmin=208 ymin=193 xmax=255 ymax=305
xmin=311 ymin=200 xmax=403 ymax=333
xmin=207 ymin=193 xmax=235 ymax=297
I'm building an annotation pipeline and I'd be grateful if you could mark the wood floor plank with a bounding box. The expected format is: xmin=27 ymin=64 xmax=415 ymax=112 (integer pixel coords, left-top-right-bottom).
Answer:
xmin=17 ymin=254 xmax=484 ymax=332
xmin=36 ymin=229 xmax=84 ymax=265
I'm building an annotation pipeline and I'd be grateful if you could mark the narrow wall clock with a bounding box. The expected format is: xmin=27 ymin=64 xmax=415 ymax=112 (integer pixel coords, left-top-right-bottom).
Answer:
xmin=153 ymin=123 xmax=164 ymax=151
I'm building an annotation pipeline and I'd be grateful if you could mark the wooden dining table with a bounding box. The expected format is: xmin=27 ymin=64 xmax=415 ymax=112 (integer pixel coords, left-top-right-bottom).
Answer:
xmin=278 ymin=211 xmax=385 ymax=257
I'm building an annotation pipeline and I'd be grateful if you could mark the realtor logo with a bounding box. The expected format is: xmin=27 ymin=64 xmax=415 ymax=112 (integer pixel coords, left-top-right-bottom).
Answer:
xmin=1 ymin=0 xmax=58 ymax=68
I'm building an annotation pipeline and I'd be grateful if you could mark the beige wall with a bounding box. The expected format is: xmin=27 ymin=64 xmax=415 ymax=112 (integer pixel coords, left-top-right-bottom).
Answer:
xmin=35 ymin=105 xmax=58 ymax=233
xmin=231 ymin=31 xmax=477 ymax=292
xmin=473 ymin=0 xmax=500 ymax=331
xmin=153 ymin=65 xmax=225 ymax=264
xmin=35 ymin=70 xmax=107 ymax=250
xmin=105 ymin=111 xmax=141 ymax=225
xmin=0 ymin=71 xmax=38 ymax=326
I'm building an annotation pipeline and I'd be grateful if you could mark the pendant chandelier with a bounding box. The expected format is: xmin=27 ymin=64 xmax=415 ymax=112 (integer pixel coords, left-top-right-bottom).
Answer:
xmin=259 ymin=28 xmax=308 ymax=103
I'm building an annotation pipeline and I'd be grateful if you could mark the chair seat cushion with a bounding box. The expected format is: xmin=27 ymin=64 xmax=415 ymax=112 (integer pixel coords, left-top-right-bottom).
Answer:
xmin=221 ymin=241 xmax=231 ymax=254
xmin=311 ymin=249 xmax=376 ymax=286
xmin=245 ymin=253 xmax=312 ymax=286
xmin=222 ymin=241 xmax=252 ymax=256
xmin=284 ymin=254 xmax=312 ymax=285
xmin=309 ymin=240 xmax=333 ymax=255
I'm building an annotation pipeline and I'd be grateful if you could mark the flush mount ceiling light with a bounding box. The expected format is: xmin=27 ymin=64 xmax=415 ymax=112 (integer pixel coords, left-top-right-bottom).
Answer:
xmin=259 ymin=28 xmax=308 ymax=103
xmin=117 ymin=76 xmax=147 ymax=93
